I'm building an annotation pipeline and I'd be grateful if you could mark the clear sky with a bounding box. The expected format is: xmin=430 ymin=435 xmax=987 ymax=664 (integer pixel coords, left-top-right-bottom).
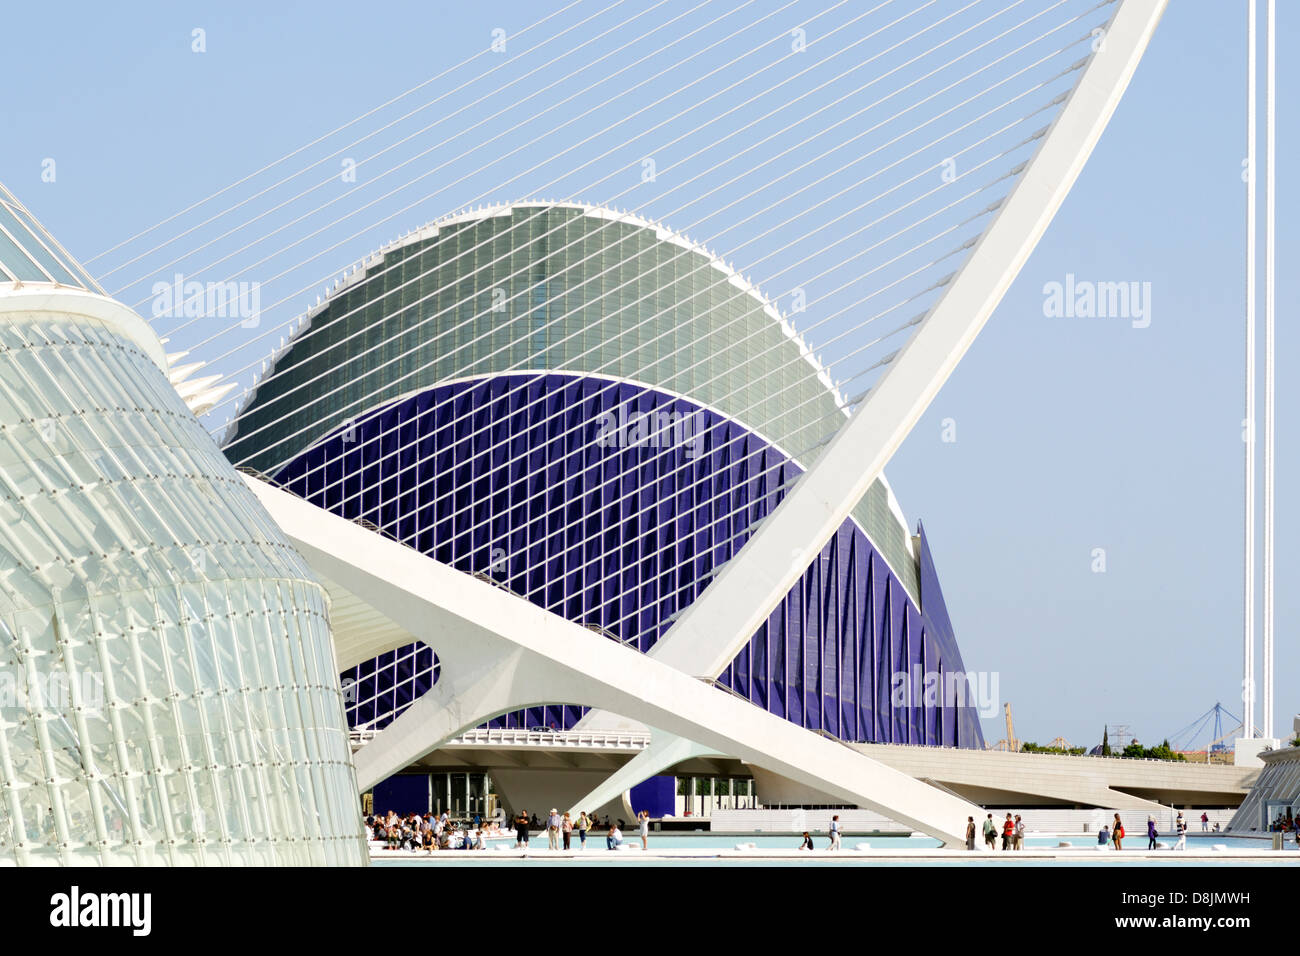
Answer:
xmin=1 ymin=0 xmax=1292 ymax=750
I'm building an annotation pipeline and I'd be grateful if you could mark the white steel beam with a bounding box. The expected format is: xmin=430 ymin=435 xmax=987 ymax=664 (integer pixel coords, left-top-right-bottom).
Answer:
xmin=1261 ymin=0 xmax=1275 ymax=741
xmin=1244 ymin=0 xmax=1258 ymax=740
xmin=245 ymin=476 xmax=982 ymax=846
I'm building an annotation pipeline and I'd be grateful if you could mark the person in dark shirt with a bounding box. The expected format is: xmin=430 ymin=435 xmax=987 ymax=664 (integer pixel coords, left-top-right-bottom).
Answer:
xmin=798 ymin=832 xmax=814 ymax=850
xmin=514 ymin=811 xmax=530 ymax=848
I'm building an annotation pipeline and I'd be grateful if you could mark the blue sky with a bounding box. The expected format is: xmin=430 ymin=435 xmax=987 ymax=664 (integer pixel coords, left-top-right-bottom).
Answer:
xmin=1 ymin=0 xmax=1292 ymax=749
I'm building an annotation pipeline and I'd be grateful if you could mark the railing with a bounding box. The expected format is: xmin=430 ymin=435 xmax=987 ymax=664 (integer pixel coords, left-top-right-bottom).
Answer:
xmin=351 ymin=727 xmax=651 ymax=750
xmin=857 ymin=739 xmax=1243 ymax=767
xmin=446 ymin=728 xmax=651 ymax=749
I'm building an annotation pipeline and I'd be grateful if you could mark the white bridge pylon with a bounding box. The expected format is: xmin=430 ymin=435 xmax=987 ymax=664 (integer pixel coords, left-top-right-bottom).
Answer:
xmin=245 ymin=475 xmax=982 ymax=846
xmin=569 ymin=0 xmax=1169 ymax=802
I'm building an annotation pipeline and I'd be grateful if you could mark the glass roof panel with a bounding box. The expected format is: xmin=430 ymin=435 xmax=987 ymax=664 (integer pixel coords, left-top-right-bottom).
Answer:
xmin=0 ymin=201 xmax=80 ymax=285
xmin=0 ymin=182 xmax=100 ymax=292
xmin=0 ymin=222 xmax=50 ymax=282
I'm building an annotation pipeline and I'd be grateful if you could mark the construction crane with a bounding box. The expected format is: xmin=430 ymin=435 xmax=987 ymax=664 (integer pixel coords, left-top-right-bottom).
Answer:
xmin=985 ymin=703 xmax=1020 ymax=752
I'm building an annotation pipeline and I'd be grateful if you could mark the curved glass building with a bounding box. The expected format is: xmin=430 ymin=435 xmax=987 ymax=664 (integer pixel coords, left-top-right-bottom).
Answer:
xmin=224 ymin=202 xmax=984 ymax=750
xmin=0 ymin=184 xmax=367 ymax=866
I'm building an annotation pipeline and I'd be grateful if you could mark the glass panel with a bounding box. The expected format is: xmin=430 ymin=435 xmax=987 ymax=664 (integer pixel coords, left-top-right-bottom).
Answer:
xmin=0 ymin=222 xmax=48 ymax=281
xmin=0 ymin=202 xmax=80 ymax=286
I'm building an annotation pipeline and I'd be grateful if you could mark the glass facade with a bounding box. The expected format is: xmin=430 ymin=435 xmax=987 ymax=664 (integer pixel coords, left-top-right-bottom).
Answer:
xmin=0 ymin=304 xmax=368 ymax=865
xmin=280 ymin=374 xmax=984 ymax=748
xmin=224 ymin=204 xmax=919 ymax=600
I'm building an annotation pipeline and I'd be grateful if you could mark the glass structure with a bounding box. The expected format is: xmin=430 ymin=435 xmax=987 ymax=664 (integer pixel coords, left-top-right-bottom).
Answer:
xmin=0 ymin=184 xmax=101 ymax=291
xmin=225 ymin=203 xmax=985 ymax=751
xmin=0 ymin=188 xmax=368 ymax=866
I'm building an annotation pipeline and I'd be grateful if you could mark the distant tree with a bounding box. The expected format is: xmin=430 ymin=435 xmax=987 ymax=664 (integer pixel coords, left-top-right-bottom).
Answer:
xmin=1118 ymin=738 xmax=1186 ymax=762
xmin=1022 ymin=741 xmax=1088 ymax=756
xmin=1145 ymin=739 xmax=1184 ymax=762
xmin=1101 ymin=727 xmax=1111 ymax=757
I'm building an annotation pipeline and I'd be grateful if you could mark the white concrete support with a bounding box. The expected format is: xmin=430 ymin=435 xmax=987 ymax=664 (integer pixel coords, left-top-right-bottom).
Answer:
xmin=566 ymin=734 xmax=719 ymax=818
xmin=247 ymin=477 xmax=983 ymax=846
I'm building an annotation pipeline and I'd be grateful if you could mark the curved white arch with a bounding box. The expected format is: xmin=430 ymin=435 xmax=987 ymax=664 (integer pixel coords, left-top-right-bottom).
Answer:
xmin=641 ymin=0 xmax=1169 ymax=683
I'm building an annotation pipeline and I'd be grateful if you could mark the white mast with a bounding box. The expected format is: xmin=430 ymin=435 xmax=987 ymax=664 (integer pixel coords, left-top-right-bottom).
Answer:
xmin=1243 ymin=0 xmax=1257 ymax=740
xmin=1262 ymin=0 xmax=1276 ymax=741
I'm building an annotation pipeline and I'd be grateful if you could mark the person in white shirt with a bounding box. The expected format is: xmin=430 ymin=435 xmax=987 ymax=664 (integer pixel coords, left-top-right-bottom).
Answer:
xmin=638 ymin=810 xmax=650 ymax=850
xmin=828 ymin=815 xmax=842 ymax=851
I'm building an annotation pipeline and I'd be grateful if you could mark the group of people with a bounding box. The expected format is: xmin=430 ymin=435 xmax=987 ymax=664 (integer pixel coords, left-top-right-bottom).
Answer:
xmin=1267 ymin=807 xmax=1297 ymax=833
xmin=366 ymin=810 xmax=499 ymax=851
xmin=512 ymin=808 xmax=652 ymax=850
xmin=964 ymin=810 xmax=1212 ymax=852
xmin=968 ymin=813 xmax=1025 ymax=850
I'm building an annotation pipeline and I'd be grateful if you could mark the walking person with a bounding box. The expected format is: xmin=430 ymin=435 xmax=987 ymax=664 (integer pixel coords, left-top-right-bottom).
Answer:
xmin=1112 ymin=814 xmax=1124 ymax=851
xmin=982 ymin=813 xmax=997 ymax=850
xmin=576 ymin=811 xmax=590 ymax=850
xmin=546 ymin=808 xmax=561 ymax=850
xmin=561 ymin=812 xmax=573 ymax=850
xmin=1001 ymin=813 xmax=1014 ymax=850
xmin=965 ymin=816 xmax=976 ymax=851
xmin=638 ymin=810 xmax=650 ymax=850
xmin=1013 ymin=814 xmax=1025 ymax=850
xmin=1174 ymin=816 xmax=1187 ymax=851
xmin=1200 ymin=811 xmax=1209 ymax=832
xmin=1146 ymin=816 xmax=1158 ymax=850
xmin=828 ymin=814 xmax=842 ymax=851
